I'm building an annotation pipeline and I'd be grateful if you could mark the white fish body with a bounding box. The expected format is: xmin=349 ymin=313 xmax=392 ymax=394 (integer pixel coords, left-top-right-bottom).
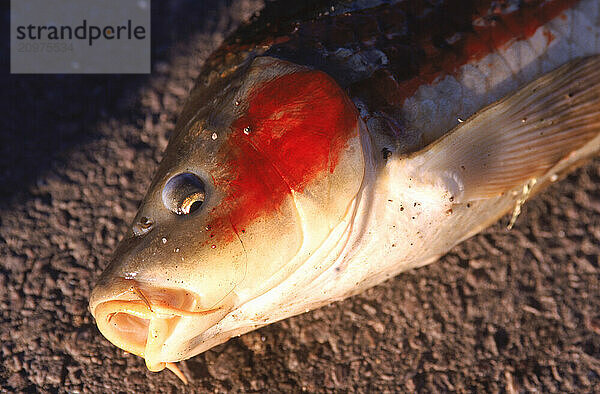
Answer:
xmin=89 ymin=0 xmax=600 ymax=381
xmin=185 ymin=0 xmax=600 ymax=355
xmin=194 ymin=60 xmax=600 ymax=355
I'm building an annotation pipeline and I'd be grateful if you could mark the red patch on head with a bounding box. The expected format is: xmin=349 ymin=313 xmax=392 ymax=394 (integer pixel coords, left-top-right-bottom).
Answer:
xmin=208 ymin=69 xmax=359 ymax=243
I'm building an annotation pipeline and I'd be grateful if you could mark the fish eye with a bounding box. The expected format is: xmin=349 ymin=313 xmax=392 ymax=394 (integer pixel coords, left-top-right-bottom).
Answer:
xmin=162 ymin=173 xmax=206 ymax=215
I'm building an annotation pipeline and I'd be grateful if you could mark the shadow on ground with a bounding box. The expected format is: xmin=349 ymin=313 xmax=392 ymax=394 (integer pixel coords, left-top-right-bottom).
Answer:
xmin=0 ymin=0 xmax=240 ymax=208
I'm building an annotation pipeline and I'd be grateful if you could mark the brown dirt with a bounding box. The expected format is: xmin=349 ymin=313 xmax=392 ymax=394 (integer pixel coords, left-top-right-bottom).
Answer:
xmin=1 ymin=1 xmax=599 ymax=392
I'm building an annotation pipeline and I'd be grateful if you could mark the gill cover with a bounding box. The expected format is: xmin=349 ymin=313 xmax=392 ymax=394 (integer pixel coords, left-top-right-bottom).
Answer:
xmin=89 ymin=57 xmax=366 ymax=375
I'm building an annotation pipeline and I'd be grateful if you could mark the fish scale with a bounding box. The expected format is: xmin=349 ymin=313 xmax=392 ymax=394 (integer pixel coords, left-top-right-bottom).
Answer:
xmin=404 ymin=0 xmax=600 ymax=146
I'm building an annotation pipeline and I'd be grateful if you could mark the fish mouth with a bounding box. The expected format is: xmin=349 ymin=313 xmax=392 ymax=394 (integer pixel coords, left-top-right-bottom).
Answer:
xmin=91 ymin=279 xmax=220 ymax=382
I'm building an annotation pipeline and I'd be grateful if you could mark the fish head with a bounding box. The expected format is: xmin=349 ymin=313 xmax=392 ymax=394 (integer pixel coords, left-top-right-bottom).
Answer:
xmin=89 ymin=57 xmax=368 ymax=372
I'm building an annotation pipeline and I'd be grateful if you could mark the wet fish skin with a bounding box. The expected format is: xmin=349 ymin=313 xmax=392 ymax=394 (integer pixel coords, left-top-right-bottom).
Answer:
xmin=89 ymin=0 xmax=600 ymax=381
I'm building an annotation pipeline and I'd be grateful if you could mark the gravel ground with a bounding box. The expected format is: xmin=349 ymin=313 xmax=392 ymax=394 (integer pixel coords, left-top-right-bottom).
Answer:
xmin=1 ymin=1 xmax=599 ymax=392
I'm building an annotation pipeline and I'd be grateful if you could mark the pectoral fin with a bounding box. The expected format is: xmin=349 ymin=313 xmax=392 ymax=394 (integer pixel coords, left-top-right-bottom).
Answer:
xmin=403 ymin=55 xmax=600 ymax=202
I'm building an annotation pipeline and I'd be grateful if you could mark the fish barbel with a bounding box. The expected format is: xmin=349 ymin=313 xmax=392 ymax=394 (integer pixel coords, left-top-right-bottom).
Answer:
xmin=90 ymin=0 xmax=600 ymax=381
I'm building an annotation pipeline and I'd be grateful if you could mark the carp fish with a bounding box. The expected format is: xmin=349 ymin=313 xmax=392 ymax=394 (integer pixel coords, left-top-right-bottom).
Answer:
xmin=89 ymin=0 xmax=600 ymax=382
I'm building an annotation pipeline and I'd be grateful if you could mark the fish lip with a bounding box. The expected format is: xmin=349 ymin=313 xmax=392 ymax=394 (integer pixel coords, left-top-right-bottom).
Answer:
xmin=93 ymin=298 xmax=155 ymax=358
xmin=90 ymin=278 xmax=221 ymax=369
xmin=91 ymin=278 xmax=173 ymax=366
